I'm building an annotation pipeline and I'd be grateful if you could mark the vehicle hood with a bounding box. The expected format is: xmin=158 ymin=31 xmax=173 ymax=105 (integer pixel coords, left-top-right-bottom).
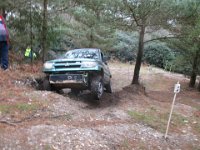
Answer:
xmin=46 ymin=58 xmax=98 ymax=63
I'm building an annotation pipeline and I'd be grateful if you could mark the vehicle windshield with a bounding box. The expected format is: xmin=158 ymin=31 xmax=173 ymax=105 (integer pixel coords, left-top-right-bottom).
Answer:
xmin=63 ymin=49 xmax=99 ymax=59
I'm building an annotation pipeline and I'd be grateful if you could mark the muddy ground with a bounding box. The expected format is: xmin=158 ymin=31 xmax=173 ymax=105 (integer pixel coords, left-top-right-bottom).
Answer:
xmin=0 ymin=62 xmax=199 ymax=150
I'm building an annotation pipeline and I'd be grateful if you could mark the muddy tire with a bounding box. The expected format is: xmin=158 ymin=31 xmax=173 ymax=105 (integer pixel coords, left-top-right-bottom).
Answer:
xmin=91 ymin=76 xmax=104 ymax=100
xmin=42 ymin=78 xmax=51 ymax=91
xmin=105 ymin=81 xmax=112 ymax=93
xmin=71 ymin=89 xmax=80 ymax=95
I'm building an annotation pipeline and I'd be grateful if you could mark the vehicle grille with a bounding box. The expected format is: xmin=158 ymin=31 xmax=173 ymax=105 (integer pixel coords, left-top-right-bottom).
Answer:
xmin=54 ymin=61 xmax=82 ymax=69
xmin=55 ymin=65 xmax=81 ymax=69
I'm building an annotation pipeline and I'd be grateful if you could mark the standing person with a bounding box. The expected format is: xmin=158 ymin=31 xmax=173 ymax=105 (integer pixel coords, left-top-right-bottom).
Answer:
xmin=0 ymin=15 xmax=9 ymax=70
xmin=24 ymin=46 xmax=37 ymax=63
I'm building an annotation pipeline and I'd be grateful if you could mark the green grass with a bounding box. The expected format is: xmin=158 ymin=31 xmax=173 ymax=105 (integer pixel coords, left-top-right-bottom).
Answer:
xmin=120 ymin=139 xmax=132 ymax=150
xmin=119 ymin=139 xmax=147 ymax=150
xmin=0 ymin=103 xmax=39 ymax=114
xmin=194 ymin=123 xmax=200 ymax=133
xmin=43 ymin=145 xmax=54 ymax=150
xmin=16 ymin=103 xmax=38 ymax=111
xmin=0 ymin=105 xmax=11 ymax=114
xmin=127 ymin=108 xmax=187 ymax=133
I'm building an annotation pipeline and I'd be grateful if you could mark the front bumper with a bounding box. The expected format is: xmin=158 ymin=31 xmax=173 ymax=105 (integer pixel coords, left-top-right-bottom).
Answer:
xmin=49 ymin=73 xmax=88 ymax=89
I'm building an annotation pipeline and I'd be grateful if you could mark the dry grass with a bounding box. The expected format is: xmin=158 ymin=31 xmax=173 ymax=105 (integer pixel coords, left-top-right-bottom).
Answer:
xmin=0 ymin=62 xmax=45 ymax=124
xmin=0 ymin=62 xmax=43 ymax=100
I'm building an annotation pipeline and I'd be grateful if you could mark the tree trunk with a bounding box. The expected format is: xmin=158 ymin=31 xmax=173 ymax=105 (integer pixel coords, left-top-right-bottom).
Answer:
xmin=132 ymin=25 xmax=145 ymax=84
xmin=30 ymin=0 xmax=33 ymax=64
xmin=0 ymin=8 xmax=6 ymax=18
xmin=89 ymin=28 xmax=94 ymax=48
xmin=198 ymin=80 xmax=200 ymax=91
xmin=189 ymin=72 xmax=196 ymax=88
xmin=189 ymin=51 xmax=198 ymax=87
xmin=42 ymin=0 xmax=48 ymax=62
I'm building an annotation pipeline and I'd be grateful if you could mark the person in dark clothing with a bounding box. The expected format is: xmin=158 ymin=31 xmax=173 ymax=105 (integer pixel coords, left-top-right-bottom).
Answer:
xmin=0 ymin=15 xmax=9 ymax=70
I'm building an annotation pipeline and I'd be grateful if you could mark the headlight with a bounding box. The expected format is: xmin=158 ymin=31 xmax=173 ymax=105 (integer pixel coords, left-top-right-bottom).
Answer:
xmin=44 ymin=62 xmax=54 ymax=69
xmin=81 ymin=62 xmax=97 ymax=68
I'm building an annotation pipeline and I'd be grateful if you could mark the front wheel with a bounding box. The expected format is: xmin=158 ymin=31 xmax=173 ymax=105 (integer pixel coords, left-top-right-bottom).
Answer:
xmin=91 ymin=76 xmax=104 ymax=100
xmin=42 ymin=77 xmax=60 ymax=92
xmin=42 ymin=77 xmax=51 ymax=91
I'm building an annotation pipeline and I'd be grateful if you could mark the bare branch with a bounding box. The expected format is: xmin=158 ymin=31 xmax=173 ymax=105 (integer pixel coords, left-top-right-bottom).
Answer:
xmin=144 ymin=36 xmax=186 ymax=44
xmin=123 ymin=0 xmax=141 ymax=27
xmin=0 ymin=120 xmax=17 ymax=126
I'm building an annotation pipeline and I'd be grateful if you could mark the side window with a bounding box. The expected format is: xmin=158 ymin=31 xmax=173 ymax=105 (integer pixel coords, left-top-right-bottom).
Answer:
xmin=101 ymin=52 xmax=104 ymax=61
xmin=101 ymin=52 xmax=108 ymax=65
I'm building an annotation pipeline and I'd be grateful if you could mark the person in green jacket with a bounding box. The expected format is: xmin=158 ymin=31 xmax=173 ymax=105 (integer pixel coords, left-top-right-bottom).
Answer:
xmin=24 ymin=46 xmax=37 ymax=62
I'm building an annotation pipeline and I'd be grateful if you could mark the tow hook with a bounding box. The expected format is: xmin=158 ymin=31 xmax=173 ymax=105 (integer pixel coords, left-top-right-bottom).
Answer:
xmin=83 ymin=73 xmax=88 ymax=85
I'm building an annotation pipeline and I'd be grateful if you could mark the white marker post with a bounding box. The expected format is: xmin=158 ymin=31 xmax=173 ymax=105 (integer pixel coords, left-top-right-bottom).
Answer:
xmin=165 ymin=81 xmax=180 ymax=139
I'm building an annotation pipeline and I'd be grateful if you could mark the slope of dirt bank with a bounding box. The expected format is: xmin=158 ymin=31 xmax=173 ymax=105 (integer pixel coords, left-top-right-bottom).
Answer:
xmin=0 ymin=62 xmax=199 ymax=150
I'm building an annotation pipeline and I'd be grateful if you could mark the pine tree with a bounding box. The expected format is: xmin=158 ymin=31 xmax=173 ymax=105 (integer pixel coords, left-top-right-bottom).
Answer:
xmin=104 ymin=0 xmax=177 ymax=84
xmin=168 ymin=0 xmax=200 ymax=88
xmin=69 ymin=0 xmax=116 ymax=51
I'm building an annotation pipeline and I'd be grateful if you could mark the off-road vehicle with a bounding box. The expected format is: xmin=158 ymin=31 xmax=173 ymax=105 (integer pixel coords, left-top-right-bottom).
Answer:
xmin=43 ymin=48 xmax=112 ymax=99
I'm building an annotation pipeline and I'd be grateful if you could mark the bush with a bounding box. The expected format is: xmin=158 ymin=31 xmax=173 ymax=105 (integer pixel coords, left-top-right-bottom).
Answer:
xmin=110 ymin=31 xmax=138 ymax=62
xmin=144 ymin=42 xmax=175 ymax=68
xmin=172 ymin=55 xmax=192 ymax=75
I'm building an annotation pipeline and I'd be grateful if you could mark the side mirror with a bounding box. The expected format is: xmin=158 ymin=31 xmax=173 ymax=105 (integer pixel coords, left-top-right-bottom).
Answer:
xmin=103 ymin=56 xmax=109 ymax=65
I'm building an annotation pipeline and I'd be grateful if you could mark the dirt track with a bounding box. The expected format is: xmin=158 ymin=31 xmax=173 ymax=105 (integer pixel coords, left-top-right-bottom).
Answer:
xmin=0 ymin=62 xmax=199 ymax=150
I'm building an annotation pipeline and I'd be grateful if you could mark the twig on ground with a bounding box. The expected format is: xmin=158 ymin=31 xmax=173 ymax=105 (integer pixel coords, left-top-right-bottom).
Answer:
xmin=0 ymin=120 xmax=17 ymax=126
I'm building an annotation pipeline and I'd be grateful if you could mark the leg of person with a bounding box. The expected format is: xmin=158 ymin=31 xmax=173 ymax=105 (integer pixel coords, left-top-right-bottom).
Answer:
xmin=1 ymin=41 xmax=8 ymax=70
xmin=0 ymin=42 xmax=2 ymax=65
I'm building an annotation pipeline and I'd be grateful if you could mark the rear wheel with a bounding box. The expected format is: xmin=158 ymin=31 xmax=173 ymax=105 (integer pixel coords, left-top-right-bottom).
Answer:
xmin=71 ymin=89 xmax=80 ymax=95
xmin=91 ymin=76 xmax=104 ymax=100
xmin=105 ymin=81 xmax=112 ymax=93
